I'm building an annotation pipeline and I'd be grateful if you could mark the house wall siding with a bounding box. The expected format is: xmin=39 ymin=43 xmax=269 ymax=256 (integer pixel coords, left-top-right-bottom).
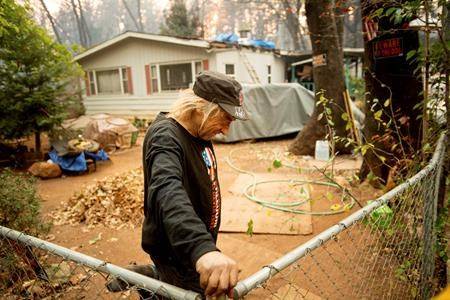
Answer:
xmin=213 ymin=50 xmax=285 ymax=84
xmin=77 ymin=38 xmax=286 ymax=116
xmin=83 ymin=93 xmax=179 ymax=117
xmin=78 ymin=39 xmax=211 ymax=116
xmin=79 ymin=39 xmax=210 ymax=97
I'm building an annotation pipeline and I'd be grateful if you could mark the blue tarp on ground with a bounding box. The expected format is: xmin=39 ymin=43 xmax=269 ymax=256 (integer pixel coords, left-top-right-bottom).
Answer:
xmin=48 ymin=149 xmax=109 ymax=172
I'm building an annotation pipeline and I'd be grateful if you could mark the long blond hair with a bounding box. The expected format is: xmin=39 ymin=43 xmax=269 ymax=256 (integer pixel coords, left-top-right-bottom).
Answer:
xmin=167 ymin=89 xmax=223 ymax=133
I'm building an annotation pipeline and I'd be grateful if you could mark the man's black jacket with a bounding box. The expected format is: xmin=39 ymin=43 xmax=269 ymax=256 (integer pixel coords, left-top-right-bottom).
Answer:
xmin=141 ymin=113 xmax=221 ymax=291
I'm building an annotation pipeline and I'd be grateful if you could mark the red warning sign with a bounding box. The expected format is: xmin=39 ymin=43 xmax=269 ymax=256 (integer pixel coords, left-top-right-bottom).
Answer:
xmin=373 ymin=37 xmax=403 ymax=59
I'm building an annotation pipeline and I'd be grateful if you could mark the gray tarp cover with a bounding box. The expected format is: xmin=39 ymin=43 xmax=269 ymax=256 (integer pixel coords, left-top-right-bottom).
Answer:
xmin=215 ymin=83 xmax=364 ymax=143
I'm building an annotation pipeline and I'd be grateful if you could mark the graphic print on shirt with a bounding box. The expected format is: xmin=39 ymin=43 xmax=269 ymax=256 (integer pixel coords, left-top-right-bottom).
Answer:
xmin=201 ymin=147 xmax=220 ymax=231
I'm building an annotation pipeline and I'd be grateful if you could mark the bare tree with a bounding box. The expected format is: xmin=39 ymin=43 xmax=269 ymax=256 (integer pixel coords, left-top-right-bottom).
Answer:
xmin=260 ymin=0 xmax=307 ymax=50
xmin=136 ymin=0 xmax=144 ymax=31
xmin=281 ymin=0 xmax=307 ymax=50
xmin=122 ymin=0 xmax=143 ymax=31
xmin=77 ymin=0 xmax=91 ymax=45
xmin=69 ymin=0 xmax=86 ymax=46
xmin=344 ymin=0 xmax=363 ymax=48
xmin=38 ymin=0 xmax=62 ymax=43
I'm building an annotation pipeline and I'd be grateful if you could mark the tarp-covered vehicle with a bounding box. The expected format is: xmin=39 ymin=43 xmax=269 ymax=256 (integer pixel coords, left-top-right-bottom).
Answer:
xmin=214 ymin=83 xmax=364 ymax=143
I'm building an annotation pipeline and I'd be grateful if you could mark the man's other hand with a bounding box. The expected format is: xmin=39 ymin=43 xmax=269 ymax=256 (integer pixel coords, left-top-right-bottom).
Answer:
xmin=195 ymin=251 xmax=239 ymax=298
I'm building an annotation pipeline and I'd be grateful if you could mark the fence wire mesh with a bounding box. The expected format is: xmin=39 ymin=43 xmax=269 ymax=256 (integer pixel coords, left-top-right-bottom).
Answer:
xmin=235 ymin=134 xmax=447 ymax=300
xmin=0 ymin=226 xmax=200 ymax=300
xmin=0 ymin=135 xmax=446 ymax=300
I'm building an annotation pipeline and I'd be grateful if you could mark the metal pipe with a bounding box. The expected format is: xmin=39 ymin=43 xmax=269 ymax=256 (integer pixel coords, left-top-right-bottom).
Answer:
xmin=234 ymin=134 xmax=446 ymax=299
xmin=0 ymin=226 xmax=201 ymax=300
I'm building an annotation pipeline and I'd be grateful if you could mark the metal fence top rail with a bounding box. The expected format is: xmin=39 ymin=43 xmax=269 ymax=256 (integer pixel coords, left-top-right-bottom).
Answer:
xmin=233 ymin=133 xmax=447 ymax=299
xmin=0 ymin=226 xmax=202 ymax=300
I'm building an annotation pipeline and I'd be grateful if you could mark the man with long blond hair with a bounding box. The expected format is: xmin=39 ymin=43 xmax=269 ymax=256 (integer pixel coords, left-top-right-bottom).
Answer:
xmin=141 ymin=71 xmax=249 ymax=298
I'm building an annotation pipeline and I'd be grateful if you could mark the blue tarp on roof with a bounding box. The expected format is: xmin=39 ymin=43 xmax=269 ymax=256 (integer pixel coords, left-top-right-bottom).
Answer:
xmin=214 ymin=33 xmax=239 ymax=43
xmin=249 ymin=39 xmax=275 ymax=49
xmin=214 ymin=33 xmax=275 ymax=49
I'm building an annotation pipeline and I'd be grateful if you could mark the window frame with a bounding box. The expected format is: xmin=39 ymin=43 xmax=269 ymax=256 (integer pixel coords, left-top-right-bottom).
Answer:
xmin=225 ymin=63 xmax=235 ymax=79
xmin=148 ymin=60 xmax=204 ymax=93
xmin=158 ymin=62 xmax=193 ymax=91
xmin=88 ymin=70 xmax=97 ymax=95
xmin=120 ymin=68 xmax=128 ymax=94
xmin=150 ymin=64 xmax=159 ymax=93
xmin=86 ymin=66 xmax=130 ymax=96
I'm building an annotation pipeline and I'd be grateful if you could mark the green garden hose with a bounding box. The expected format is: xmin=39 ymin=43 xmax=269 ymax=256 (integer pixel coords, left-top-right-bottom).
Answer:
xmin=226 ymin=147 xmax=355 ymax=216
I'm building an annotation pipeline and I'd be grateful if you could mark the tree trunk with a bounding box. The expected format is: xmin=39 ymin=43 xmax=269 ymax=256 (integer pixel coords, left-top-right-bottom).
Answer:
xmin=283 ymin=0 xmax=301 ymax=50
xmin=296 ymin=0 xmax=308 ymax=51
xmin=77 ymin=0 xmax=91 ymax=46
xmin=334 ymin=1 xmax=345 ymax=49
xmin=289 ymin=0 xmax=349 ymax=156
xmin=34 ymin=132 xmax=41 ymax=154
xmin=38 ymin=0 xmax=62 ymax=43
xmin=359 ymin=0 xmax=422 ymax=185
xmin=136 ymin=0 xmax=144 ymax=31
xmin=122 ymin=0 xmax=141 ymax=31
xmin=70 ymin=0 xmax=86 ymax=47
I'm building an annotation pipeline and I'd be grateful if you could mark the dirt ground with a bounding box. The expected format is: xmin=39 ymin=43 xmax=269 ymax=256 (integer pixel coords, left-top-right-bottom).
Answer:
xmin=36 ymin=134 xmax=381 ymax=295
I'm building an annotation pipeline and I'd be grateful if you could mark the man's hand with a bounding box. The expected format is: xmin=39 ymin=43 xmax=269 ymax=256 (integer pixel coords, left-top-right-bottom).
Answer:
xmin=195 ymin=251 xmax=239 ymax=298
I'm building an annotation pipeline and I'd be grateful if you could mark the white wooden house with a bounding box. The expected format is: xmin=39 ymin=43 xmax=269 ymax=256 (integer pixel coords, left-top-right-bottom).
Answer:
xmin=74 ymin=31 xmax=286 ymax=116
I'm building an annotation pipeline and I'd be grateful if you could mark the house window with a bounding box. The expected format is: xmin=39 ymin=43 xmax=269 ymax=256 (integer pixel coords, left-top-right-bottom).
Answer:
xmin=148 ymin=61 xmax=203 ymax=93
xmin=160 ymin=63 xmax=192 ymax=91
xmin=121 ymin=68 xmax=129 ymax=94
xmin=88 ymin=71 xmax=96 ymax=94
xmin=195 ymin=61 xmax=203 ymax=75
xmin=267 ymin=65 xmax=272 ymax=83
xmin=150 ymin=65 xmax=158 ymax=93
xmin=88 ymin=67 xmax=130 ymax=95
xmin=96 ymin=69 xmax=121 ymax=94
xmin=225 ymin=64 xmax=235 ymax=78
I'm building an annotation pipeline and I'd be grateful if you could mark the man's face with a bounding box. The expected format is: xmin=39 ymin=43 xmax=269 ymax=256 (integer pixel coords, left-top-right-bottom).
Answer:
xmin=198 ymin=108 xmax=235 ymax=140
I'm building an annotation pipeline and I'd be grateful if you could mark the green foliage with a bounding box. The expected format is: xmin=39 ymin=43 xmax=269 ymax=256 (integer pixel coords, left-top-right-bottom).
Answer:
xmin=0 ymin=169 xmax=50 ymax=235
xmin=132 ymin=117 xmax=148 ymax=130
xmin=348 ymin=75 xmax=365 ymax=107
xmin=0 ymin=169 xmax=50 ymax=292
xmin=394 ymin=259 xmax=412 ymax=282
xmin=246 ymin=219 xmax=254 ymax=237
xmin=368 ymin=203 xmax=393 ymax=230
xmin=160 ymin=0 xmax=199 ymax=37
xmin=0 ymin=0 xmax=82 ymax=141
xmin=435 ymin=183 xmax=450 ymax=263
xmin=272 ymin=159 xmax=282 ymax=169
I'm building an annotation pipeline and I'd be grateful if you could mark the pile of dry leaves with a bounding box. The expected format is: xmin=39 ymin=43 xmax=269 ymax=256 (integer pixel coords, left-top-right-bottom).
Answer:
xmin=50 ymin=169 xmax=144 ymax=229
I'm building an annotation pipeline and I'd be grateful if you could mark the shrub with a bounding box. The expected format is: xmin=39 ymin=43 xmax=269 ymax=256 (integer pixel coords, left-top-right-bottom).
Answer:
xmin=0 ymin=169 xmax=50 ymax=235
xmin=0 ymin=169 xmax=51 ymax=293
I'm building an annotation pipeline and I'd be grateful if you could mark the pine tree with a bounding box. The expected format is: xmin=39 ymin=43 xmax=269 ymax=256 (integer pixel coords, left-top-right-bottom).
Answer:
xmin=160 ymin=0 xmax=198 ymax=37
xmin=0 ymin=0 xmax=82 ymax=153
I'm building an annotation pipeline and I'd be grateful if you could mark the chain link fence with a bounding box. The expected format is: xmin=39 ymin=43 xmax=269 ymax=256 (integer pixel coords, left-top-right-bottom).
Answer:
xmin=235 ymin=134 xmax=447 ymax=299
xmin=0 ymin=226 xmax=201 ymax=299
xmin=0 ymin=134 xmax=446 ymax=300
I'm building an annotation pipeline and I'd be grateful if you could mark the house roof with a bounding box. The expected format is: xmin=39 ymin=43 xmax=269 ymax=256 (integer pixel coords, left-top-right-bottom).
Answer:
xmin=73 ymin=31 xmax=210 ymax=61
xmin=75 ymin=31 xmax=362 ymax=63
xmin=208 ymin=41 xmax=279 ymax=54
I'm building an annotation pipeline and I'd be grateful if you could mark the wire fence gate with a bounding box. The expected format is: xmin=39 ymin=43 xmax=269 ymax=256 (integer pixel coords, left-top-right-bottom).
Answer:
xmin=0 ymin=134 xmax=447 ymax=299
xmin=234 ymin=134 xmax=447 ymax=300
